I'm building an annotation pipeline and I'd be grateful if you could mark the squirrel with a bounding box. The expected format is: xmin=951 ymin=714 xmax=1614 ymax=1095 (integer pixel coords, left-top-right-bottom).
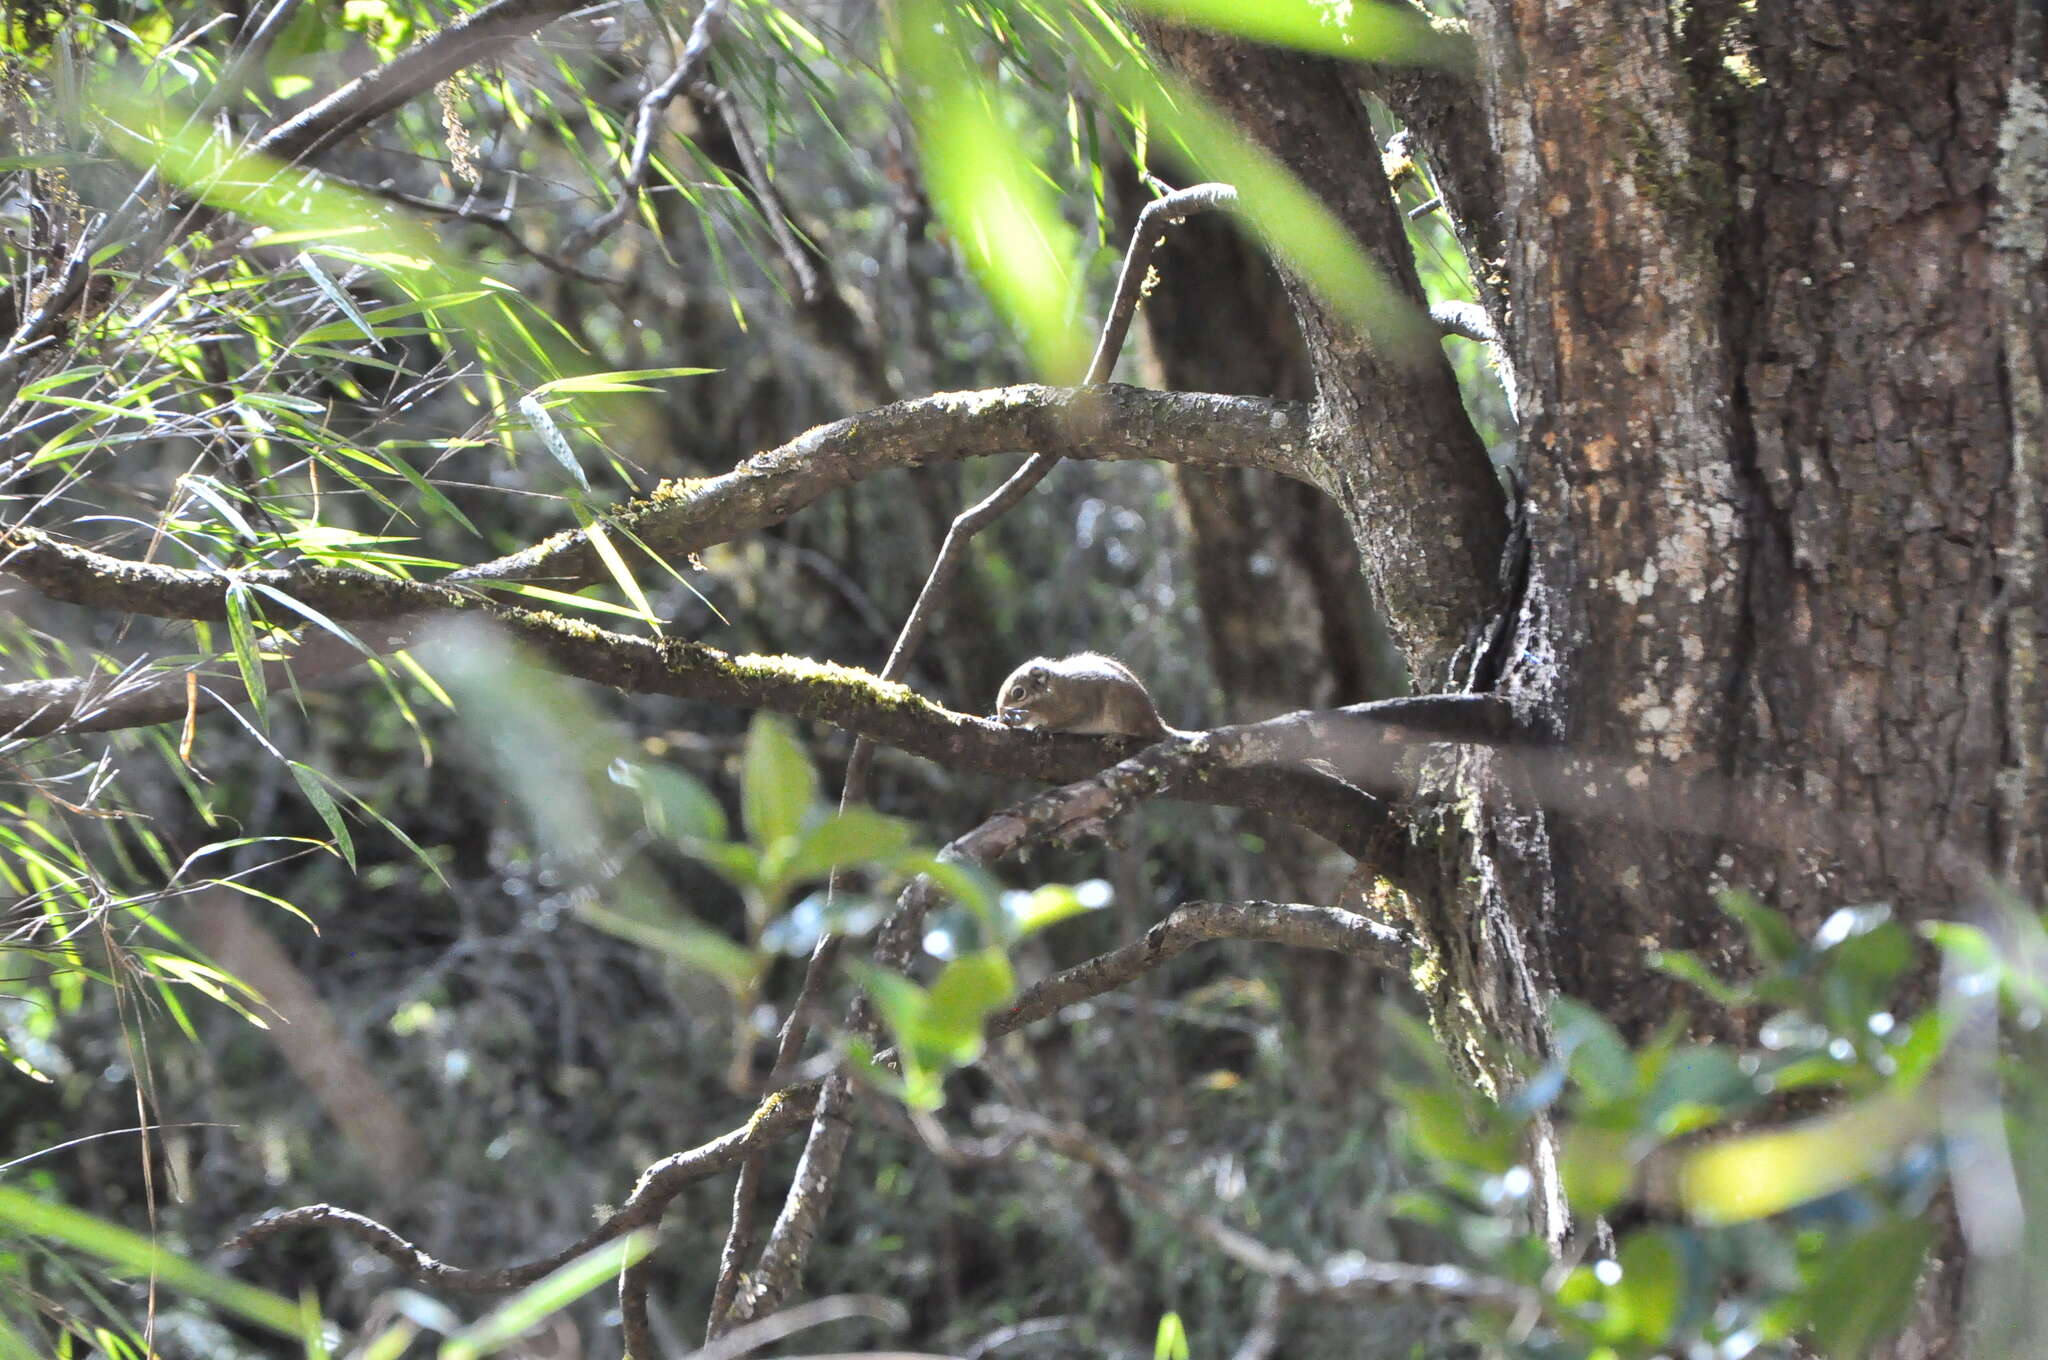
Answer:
xmin=993 ymin=653 xmax=1186 ymax=740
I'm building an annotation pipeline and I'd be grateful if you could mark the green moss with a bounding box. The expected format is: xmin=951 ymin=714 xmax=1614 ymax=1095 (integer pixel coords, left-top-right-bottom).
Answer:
xmin=729 ymin=651 xmax=924 ymax=706
xmin=649 ymin=475 xmax=716 ymax=501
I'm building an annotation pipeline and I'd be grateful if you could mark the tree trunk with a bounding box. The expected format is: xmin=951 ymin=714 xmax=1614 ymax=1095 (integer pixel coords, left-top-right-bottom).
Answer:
xmin=1145 ymin=5 xmax=2047 ymax=1354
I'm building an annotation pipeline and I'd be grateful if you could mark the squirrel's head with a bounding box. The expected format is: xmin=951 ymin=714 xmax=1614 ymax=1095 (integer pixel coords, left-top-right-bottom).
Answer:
xmin=995 ymin=660 xmax=1053 ymax=727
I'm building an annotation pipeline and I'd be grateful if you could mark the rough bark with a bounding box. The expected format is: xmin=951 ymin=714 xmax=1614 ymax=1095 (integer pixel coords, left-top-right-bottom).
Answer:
xmin=1148 ymin=7 xmax=2047 ymax=1354
xmin=1132 ymin=25 xmax=1510 ymax=681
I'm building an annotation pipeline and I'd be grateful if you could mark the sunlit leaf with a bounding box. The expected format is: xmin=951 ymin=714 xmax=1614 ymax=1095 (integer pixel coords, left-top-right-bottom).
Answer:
xmin=894 ymin=0 xmax=1089 ymax=379
xmin=223 ymin=583 xmax=270 ymax=725
xmin=440 ymin=1231 xmax=654 ymax=1360
xmin=740 ymin=716 xmax=819 ymax=849
xmin=610 ymin=759 xmax=729 ymax=843
xmin=0 ymin=1187 xmax=307 ymax=1337
xmin=1677 ymin=1091 xmax=1933 ymax=1225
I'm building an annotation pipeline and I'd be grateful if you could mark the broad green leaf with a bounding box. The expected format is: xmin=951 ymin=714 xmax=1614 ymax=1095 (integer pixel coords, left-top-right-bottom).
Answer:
xmin=1558 ymin=1123 xmax=1635 ymax=1218
xmin=1677 ymin=1091 xmax=1931 ymax=1225
xmin=1154 ymin=1312 xmax=1190 ymax=1360
xmin=1804 ymin=1218 xmax=1933 ymax=1359
xmin=1648 ymin=948 xmax=1751 ymax=1006
xmin=891 ymin=855 xmax=999 ymax=920
xmin=1642 ymin=1045 xmax=1752 ymax=1134
xmin=1722 ymin=891 xmax=1803 ymax=966
xmin=1393 ymin=1082 xmax=1517 ymax=1175
xmin=740 ymin=716 xmax=819 ymax=848
xmin=578 ymin=902 xmax=761 ymax=991
xmin=921 ymin=949 xmax=1017 ymax=1059
xmin=1610 ymin=1227 xmax=1686 ymax=1345
xmin=782 ymin=806 xmax=918 ymax=884
xmin=610 ymin=759 xmax=729 ymax=842
xmin=1005 ymin=882 xmax=1096 ymax=937
xmin=1553 ymin=997 xmax=1635 ymax=1105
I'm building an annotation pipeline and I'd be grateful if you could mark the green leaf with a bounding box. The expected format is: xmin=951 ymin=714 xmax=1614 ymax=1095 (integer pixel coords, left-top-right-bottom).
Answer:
xmin=223 ymin=582 xmax=270 ymax=725
xmin=1804 ymin=1218 xmax=1933 ymax=1359
xmin=246 ymin=581 xmax=371 ymax=655
xmin=1077 ymin=32 xmax=1430 ymax=356
xmin=1558 ymin=1123 xmax=1635 ymax=1218
xmin=517 ymin=393 xmax=588 ymax=492
xmin=1005 ymin=882 xmax=1097 ymax=937
xmin=1610 ymin=1228 xmax=1686 ymax=1345
xmin=1154 ymin=1312 xmax=1190 ymax=1360
xmin=441 ymin=1231 xmax=654 ymax=1360
xmin=1676 ymin=1090 xmax=1931 ymax=1224
xmin=782 ymin=807 xmax=918 ymax=884
xmin=856 ymin=950 xmax=1017 ymax=1110
xmin=894 ymin=0 xmax=1089 ymax=379
xmin=1648 ymin=947 xmax=1750 ymax=1007
xmin=1642 ymin=1045 xmax=1753 ymax=1134
xmin=286 ymin=760 xmax=356 ymax=871
xmin=1820 ymin=921 xmax=1914 ymax=1038
xmin=892 ymin=855 xmax=1000 ymax=921
xmin=1393 ymin=1083 xmax=1516 ymax=1175
xmin=580 ymin=516 xmax=658 ymax=628
xmin=1722 ymin=891 xmax=1803 ymax=966
xmin=473 ymin=581 xmax=660 ymax=621
xmin=1553 ymin=997 xmax=1636 ymax=1105
xmin=610 ymin=760 xmax=728 ymax=842
xmin=526 ymin=367 xmax=718 ymax=395
xmin=297 ymin=250 xmax=379 ymax=342
xmin=740 ymin=716 xmax=819 ymax=848
xmin=0 ymin=1187 xmax=307 ymax=1337
xmin=921 ymin=949 xmax=1017 ymax=1058
xmin=578 ymin=902 xmax=761 ymax=992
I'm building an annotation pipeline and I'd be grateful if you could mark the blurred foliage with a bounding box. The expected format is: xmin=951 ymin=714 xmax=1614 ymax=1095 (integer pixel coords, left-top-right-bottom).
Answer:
xmin=1385 ymin=895 xmax=2048 ymax=1359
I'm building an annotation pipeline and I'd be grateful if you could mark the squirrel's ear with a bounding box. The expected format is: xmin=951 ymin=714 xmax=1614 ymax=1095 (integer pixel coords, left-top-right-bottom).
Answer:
xmin=1025 ymin=663 xmax=1049 ymax=681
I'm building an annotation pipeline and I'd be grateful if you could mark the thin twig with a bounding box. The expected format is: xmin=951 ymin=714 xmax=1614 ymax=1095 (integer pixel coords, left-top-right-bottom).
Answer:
xmin=228 ymin=897 xmax=1408 ymax=1295
xmin=706 ymin=180 xmax=1242 ymax=1333
xmin=978 ymin=1106 xmax=1535 ymax=1311
xmin=318 ymin=172 xmax=619 ymax=285
xmin=558 ymin=0 xmax=733 ymax=259
xmin=697 ymin=82 xmax=820 ymax=304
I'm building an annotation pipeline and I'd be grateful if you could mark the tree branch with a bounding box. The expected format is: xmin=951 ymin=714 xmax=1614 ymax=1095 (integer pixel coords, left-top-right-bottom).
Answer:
xmin=252 ymin=0 xmax=588 ymax=169
xmin=229 ymin=895 xmax=1405 ymax=1296
xmin=452 ymin=383 xmax=1318 ymax=588
xmin=711 ymin=185 xmax=1240 ymax=1336
xmin=974 ymin=1106 xmax=1536 ymax=1311
xmin=557 ymin=0 xmax=733 ymax=259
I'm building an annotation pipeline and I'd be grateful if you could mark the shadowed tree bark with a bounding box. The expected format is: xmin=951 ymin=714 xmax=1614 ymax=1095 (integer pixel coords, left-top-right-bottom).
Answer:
xmin=1139 ymin=7 xmax=2045 ymax=1353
